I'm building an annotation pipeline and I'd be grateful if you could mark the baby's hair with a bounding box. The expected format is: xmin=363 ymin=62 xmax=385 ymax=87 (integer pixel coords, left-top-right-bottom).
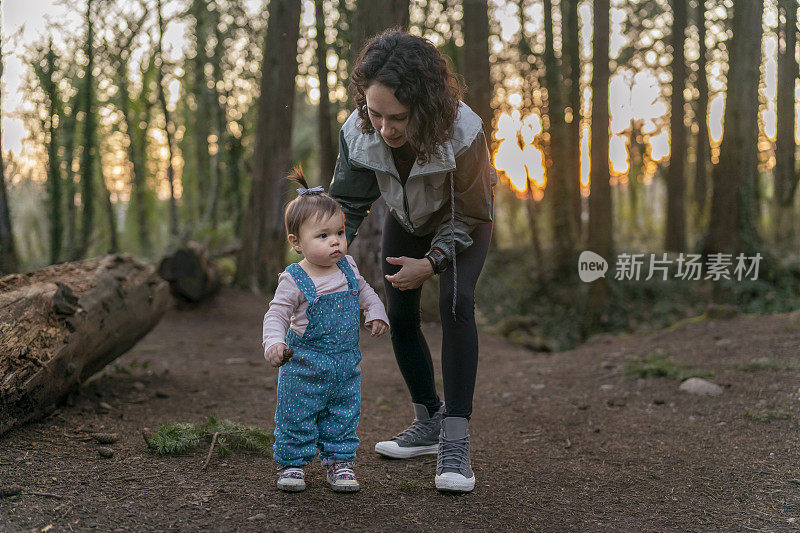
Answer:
xmin=284 ymin=164 xmax=343 ymax=237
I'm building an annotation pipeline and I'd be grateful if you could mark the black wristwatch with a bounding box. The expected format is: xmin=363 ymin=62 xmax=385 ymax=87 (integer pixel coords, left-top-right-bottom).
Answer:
xmin=425 ymin=248 xmax=449 ymax=274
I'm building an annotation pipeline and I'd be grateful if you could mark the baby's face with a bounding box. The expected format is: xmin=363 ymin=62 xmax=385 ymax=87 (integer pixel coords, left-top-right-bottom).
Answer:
xmin=295 ymin=211 xmax=347 ymax=267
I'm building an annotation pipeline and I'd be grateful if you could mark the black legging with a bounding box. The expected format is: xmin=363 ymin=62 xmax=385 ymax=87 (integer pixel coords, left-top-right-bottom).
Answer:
xmin=381 ymin=213 xmax=492 ymax=419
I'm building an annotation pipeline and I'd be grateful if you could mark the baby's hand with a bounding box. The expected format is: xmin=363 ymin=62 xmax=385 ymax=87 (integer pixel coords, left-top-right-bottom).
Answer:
xmin=265 ymin=343 xmax=289 ymax=367
xmin=365 ymin=319 xmax=389 ymax=337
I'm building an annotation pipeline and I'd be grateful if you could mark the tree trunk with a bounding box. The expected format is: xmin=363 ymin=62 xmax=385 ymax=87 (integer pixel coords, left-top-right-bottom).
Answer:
xmin=345 ymin=0 xmax=410 ymax=293
xmin=42 ymin=42 xmax=62 ymax=265
xmin=62 ymin=92 xmax=80 ymax=260
xmin=235 ymin=0 xmax=302 ymax=293
xmin=694 ymin=0 xmax=710 ymax=224
xmin=158 ymin=242 xmax=221 ymax=303
xmin=352 ymin=0 xmax=410 ymax=53
xmin=0 ymin=16 xmax=19 ymax=274
xmin=202 ymin=8 xmax=229 ymax=230
xmin=100 ymin=165 xmax=119 ymax=254
xmin=585 ymin=0 xmax=612 ymax=332
xmin=118 ymin=65 xmax=151 ymax=256
xmin=462 ymin=0 xmax=493 ymax=133
xmin=525 ymin=182 xmax=545 ymax=285
xmin=315 ymin=0 xmax=336 ymax=184
xmin=190 ymin=0 xmax=213 ymax=223
xmin=0 ymin=254 xmax=170 ymax=436
xmin=75 ymin=0 xmax=96 ymax=260
xmin=773 ymin=0 xmax=798 ymax=247
xmin=562 ymin=0 xmax=583 ymax=243
xmin=543 ymin=0 xmax=576 ymax=277
xmin=705 ymin=0 xmax=763 ymax=257
xmin=156 ymin=0 xmax=179 ymax=239
xmin=665 ymin=0 xmax=687 ymax=252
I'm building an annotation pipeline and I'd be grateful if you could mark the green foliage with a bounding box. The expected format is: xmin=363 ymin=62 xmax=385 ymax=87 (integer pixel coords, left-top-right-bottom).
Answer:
xmin=146 ymin=422 xmax=201 ymax=455
xmin=478 ymin=246 xmax=800 ymax=351
xmin=146 ymin=416 xmax=273 ymax=457
xmin=742 ymin=409 xmax=793 ymax=422
xmin=733 ymin=357 xmax=783 ymax=372
xmin=732 ymin=357 xmax=800 ymax=372
xmin=624 ymin=350 xmax=713 ymax=381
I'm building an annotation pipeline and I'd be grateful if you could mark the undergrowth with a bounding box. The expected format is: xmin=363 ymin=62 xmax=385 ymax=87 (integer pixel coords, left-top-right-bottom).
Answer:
xmin=477 ymin=247 xmax=800 ymax=351
xmin=624 ymin=350 xmax=713 ymax=381
xmin=146 ymin=415 xmax=273 ymax=458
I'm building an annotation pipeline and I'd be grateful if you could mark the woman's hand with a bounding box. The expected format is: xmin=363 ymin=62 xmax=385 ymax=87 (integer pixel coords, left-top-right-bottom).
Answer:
xmin=365 ymin=319 xmax=389 ymax=337
xmin=384 ymin=256 xmax=434 ymax=291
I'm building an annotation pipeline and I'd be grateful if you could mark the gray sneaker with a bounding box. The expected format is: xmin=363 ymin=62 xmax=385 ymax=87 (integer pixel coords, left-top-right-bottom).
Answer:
xmin=435 ymin=417 xmax=475 ymax=492
xmin=374 ymin=402 xmax=443 ymax=458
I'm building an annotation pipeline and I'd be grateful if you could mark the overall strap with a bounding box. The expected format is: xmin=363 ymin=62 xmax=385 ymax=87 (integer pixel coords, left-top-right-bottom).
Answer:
xmin=285 ymin=263 xmax=317 ymax=304
xmin=336 ymin=257 xmax=360 ymax=294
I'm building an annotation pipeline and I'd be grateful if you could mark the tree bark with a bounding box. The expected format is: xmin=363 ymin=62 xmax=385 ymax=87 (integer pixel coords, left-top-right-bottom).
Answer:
xmin=773 ymin=0 xmax=798 ymax=246
xmin=158 ymin=243 xmax=221 ymax=303
xmin=315 ymin=0 xmax=337 ymax=184
xmin=665 ymin=0 xmax=687 ymax=252
xmin=75 ymin=0 xmax=96 ymax=260
xmin=235 ymin=0 xmax=302 ymax=293
xmin=0 ymin=254 xmax=170 ymax=436
xmin=705 ymin=0 xmax=763 ymax=257
xmin=156 ymin=0 xmax=179 ymax=239
xmin=562 ymin=0 xmax=583 ymax=243
xmin=41 ymin=41 xmax=63 ymax=265
xmin=344 ymin=0 xmax=410 ymax=293
xmin=462 ymin=0 xmax=493 ymax=133
xmin=585 ymin=0 xmax=612 ymax=331
xmin=117 ymin=63 xmax=151 ymax=256
xmin=543 ymin=0 xmax=576 ymax=277
xmin=189 ymin=0 xmax=213 ymax=222
xmin=694 ymin=0 xmax=710 ymax=222
xmin=62 ymin=92 xmax=80 ymax=260
xmin=0 ymin=15 xmax=19 ymax=275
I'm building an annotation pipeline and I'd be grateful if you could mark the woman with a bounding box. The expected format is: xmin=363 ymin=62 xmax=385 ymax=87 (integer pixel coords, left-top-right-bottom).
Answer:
xmin=329 ymin=29 xmax=495 ymax=493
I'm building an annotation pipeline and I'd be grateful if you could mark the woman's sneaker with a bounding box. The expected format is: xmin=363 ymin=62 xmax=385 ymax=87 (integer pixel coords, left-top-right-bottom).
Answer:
xmin=276 ymin=466 xmax=306 ymax=492
xmin=325 ymin=460 xmax=360 ymax=492
xmin=435 ymin=417 xmax=475 ymax=493
xmin=374 ymin=402 xmax=444 ymax=458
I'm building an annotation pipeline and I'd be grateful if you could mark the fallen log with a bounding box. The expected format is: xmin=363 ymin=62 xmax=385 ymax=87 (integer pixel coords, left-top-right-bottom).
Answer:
xmin=157 ymin=243 xmax=221 ymax=303
xmin=0 ymin=254 xmax=170 ymax=436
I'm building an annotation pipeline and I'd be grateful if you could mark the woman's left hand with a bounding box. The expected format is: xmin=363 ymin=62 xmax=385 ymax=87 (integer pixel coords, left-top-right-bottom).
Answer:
xmin=384 ymin=256 xmax=434 ymax=290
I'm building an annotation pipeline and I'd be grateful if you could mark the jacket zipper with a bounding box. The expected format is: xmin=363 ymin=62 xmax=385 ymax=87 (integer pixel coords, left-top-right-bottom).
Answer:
xmin=349 ymin=158 xmax=414 ymax=228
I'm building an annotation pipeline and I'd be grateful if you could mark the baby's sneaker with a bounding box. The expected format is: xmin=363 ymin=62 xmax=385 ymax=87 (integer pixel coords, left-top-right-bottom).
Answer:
xmin=276 ymin=466 xmax=306 ymax=492
xmin=325 ymin=460 xmax=360 ymax=492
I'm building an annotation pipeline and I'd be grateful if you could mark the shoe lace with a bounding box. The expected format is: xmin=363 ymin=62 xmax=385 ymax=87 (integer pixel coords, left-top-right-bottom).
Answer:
xmin=438 ymin=435 xmax=470 ymax=471
xmin=393 ymin=417 xmax=437 ymax=442
xmin=279 ymin=467 xmax=304 ymax=480
xmin=330 ymin=461 xmax=355 ymax=480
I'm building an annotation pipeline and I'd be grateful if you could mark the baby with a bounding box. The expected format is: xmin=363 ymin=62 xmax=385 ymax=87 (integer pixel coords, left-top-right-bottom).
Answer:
xmin=262 ymin=167 xmax=388 ymax=493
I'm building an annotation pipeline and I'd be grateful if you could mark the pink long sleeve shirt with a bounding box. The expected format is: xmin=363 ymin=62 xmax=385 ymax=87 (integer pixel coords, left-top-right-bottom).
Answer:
xmin=262 ymin=255 xmax=389 ymax=354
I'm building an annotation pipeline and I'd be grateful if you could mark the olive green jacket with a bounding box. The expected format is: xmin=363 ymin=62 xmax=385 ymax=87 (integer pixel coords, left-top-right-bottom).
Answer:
xmin=329 ymin=102 xmax=496 ymax=263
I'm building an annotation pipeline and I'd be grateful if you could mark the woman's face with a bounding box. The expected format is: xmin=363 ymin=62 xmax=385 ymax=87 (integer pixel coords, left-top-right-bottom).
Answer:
xmin=365 ymin=82 xmax=410 ymax=148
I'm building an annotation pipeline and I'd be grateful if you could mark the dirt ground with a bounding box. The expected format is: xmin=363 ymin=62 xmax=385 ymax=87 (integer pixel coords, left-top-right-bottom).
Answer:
xmin=1 ymin=288 xmax=799 ymax=532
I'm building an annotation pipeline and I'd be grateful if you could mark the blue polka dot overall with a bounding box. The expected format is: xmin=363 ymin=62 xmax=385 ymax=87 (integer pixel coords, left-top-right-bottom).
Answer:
xmin=273 ymin=257 xmax=362 ymax=466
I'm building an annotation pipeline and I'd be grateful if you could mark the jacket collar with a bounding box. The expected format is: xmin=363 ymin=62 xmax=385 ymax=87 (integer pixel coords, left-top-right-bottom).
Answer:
xmin=345 ymin=115 xmax=456 ymax=179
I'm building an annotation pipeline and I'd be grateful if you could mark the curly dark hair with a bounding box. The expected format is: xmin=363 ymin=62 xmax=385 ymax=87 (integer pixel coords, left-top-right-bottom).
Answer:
xmin=349 ymin=29 xmax=466 ymax=164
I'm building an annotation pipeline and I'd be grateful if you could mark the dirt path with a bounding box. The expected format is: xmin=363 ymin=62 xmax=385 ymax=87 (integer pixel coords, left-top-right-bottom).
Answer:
xmin=2 ymin=288 xmax=800 ymax=531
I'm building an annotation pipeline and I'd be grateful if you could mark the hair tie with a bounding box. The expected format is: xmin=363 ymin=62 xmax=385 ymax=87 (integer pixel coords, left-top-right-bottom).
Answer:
xmin=296 ymin=186 xmax=324 ymax=196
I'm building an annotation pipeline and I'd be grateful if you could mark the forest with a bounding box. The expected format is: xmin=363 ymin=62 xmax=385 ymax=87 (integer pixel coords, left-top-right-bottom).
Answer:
xmin=3 ymin=0 xmax=800 ymax=351
xmin=1 ymin=1 xmax=800 ymax=530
